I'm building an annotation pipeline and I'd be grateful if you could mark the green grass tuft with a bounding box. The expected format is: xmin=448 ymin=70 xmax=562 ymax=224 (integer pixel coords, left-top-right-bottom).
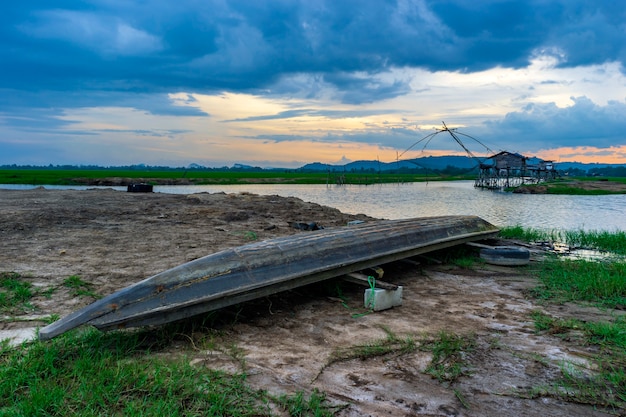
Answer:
xmin=324 ymin=328 xmax=474 ymax=385
xmin=63 ymin=275 xmax=101 ymax=299
xmin=0 ymin=272 xmax=35 ymax=313
xmin=275 ymin=389 xmax=340 ymax=417
xmin=424 ymin=331 xmax=476 ymax=383
xmin=499 ymin=226 xmax=626 ymax=255
xmin=529 ymin=311 xmax=626 ymax=409
xmin=533 ymin=258 xmax=626 ymax=308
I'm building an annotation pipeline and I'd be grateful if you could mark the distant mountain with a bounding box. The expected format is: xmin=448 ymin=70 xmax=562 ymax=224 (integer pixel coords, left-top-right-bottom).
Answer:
xmin=4 ymin=156 xmax=621 ymax=173
xmin=187 ymin=163 xmax=206 ymax=169
xmin=299 ymin=155 xmax=479 ymax=172
xmin=554 ymin=162 xmax=616 ymax=171
xmin=405 ymin=155 xmax=478 ymax=169
xmin=298 ymin=156 xmax=625 ymax=173
xmin=232 ymin=163 xmax=263 ymax=170
xmin=299 ymin=162 xmax=331 ymax=171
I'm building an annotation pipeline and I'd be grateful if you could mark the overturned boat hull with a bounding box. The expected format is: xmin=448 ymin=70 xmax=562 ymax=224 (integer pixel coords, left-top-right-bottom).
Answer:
xmin=39 ymin=215 xmax=498 ymax=340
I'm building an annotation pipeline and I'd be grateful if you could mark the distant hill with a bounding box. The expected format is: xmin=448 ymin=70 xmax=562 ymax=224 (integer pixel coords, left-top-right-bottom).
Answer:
xmin=298 ymin=156 xmax=625 ymax=174
xmin=300 ymin=156 xmax=480 ymax=172
xmin=2 ymin=156 xmax=623 ymax=174
xmin=553 ymin=162 xmax=615 ymax=171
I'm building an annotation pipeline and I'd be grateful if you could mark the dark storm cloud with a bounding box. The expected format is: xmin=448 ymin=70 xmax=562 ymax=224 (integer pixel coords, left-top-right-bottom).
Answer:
xmin=485 ymin=97 xmax=626 ymax=150
xmin=249 ymin=127 xmax=429 ymax=149
xmin=2 ymin=0 xmax=626 ymax=166
xmin=322 ymin=73 xmax=412 ymax=104
xmin=3 ymin=1 xmax=625 ymax=96
xmin=5 ymin=90 xmax=207 ymax=118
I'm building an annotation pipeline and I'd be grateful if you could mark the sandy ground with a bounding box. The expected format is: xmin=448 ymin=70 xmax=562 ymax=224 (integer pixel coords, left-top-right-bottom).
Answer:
xmin=0 ymin=188 xmax=621 ymax=416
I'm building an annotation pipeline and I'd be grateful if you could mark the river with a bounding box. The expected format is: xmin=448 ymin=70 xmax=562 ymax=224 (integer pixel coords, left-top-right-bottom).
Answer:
xmin=3 ymin=181 xmax=625 ymax=231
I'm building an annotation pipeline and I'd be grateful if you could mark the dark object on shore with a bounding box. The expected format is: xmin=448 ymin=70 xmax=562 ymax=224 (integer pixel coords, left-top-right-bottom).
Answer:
xmin=289 ymin=221 xmax=323 ymax=231
xmin=127 ymin=183 xmax=153 ymax=193
xmin=480 ymin=246 xmax=530 ymax=266
xmin=39 ymin=215 xmax=499 ymax=340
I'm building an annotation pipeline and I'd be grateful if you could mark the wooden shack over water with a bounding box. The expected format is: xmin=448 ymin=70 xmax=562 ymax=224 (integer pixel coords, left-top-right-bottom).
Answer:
xmin=475 ymin=151 xmax=558 ymax=189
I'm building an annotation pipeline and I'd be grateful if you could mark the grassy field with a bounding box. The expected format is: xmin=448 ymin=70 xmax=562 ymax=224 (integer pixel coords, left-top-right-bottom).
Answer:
xmin=0 ymin=168 xmax=471 ymax=186
xmin=570 ymin=176 xmax=626 ymax=184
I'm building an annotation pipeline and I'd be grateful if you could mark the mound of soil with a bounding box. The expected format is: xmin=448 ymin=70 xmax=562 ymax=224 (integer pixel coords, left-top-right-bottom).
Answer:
xmin=0 ymin=188 xmax=619 ymax=416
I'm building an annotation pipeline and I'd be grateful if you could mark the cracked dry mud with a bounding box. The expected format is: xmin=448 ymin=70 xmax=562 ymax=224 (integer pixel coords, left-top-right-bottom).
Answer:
xmin=0 ymin=188 xmax=620 ymax=416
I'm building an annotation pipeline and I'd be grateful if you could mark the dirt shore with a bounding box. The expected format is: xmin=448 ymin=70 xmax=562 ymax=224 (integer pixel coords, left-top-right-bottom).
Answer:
xmin=0 ymin=188 xmax=620 ymax=416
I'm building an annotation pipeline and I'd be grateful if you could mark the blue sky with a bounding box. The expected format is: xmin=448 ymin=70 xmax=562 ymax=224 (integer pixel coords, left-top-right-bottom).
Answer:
xmin=1 ymin=0 xmax=626 ymax=168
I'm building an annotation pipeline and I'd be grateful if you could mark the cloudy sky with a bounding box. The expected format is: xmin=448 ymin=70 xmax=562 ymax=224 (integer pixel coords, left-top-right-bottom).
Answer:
xmin=2 ymin=1 xmax=626 ymax=168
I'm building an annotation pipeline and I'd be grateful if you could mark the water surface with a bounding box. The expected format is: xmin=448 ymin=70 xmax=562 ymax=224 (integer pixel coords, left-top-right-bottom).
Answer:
xmin=3 ymin=181 xmax=625 ymax=231
xmin=154 ymin=181 xmax=626 ymax=231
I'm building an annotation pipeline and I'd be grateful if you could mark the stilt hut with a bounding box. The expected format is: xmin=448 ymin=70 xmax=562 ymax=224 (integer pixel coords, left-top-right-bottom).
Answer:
xmin=475 ymin=151 xmax=558 ymax=189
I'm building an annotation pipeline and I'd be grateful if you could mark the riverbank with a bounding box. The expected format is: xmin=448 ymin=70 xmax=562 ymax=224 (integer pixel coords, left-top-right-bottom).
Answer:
xmin=513 ymin=178 xmax=626 ymax=194
xmin=1 ymin=188 xmax=623 ymax=416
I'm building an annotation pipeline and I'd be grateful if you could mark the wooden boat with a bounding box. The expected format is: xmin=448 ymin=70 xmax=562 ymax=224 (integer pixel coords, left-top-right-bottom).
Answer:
xmin=39 ymin=215 xmax=498 ymax=340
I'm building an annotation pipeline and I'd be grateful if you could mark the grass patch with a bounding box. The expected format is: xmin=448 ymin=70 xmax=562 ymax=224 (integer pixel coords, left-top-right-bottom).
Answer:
xmin=558 ymin=361 xmax=626 ymax=409
xmin=0 ymin=330 xmax=268 ymax=416
xmin=323 ymin=328 xmax=475 ymax=385
xmin=242 ymin=231 xmax=258 ymax=241
xmin=0 ymin=328 xmax=339 ymax=416
xmin=452 ymin=256 xmax=477 ymax=269
xmin=423 ymin=331 xmax=476 ymax=383
xmin=532 ymin=258 xmax=626 ymax=308
xmin=527 ymin=233 xmax=626 ymax=410
xmin=430 ymin=245 xmax=479 ymax=269
xmin=1 ymin=272 xmax=59 ymax=315
xmin=63 ymin=275 xmax=100 ymax=299
xmin=529 ymin=311 xmax=626 ymax=409
xmin=498 ymin=225 xmax=556 ymax=243
xmin=499 ymin=226 xmax=626 ymax=255
xmin=520 ymin=230 xmax=626 ymax=410
xmin=326 ymin=327 xmax=418 ymax=364
xmin=562 ymin=229 xmax=626 ymax=255
xmin=275 ymin=389 xmax=341 ymax=417
xmin=573 ymin=177 xmax=626 ymax=184
xmin=0 ymin=272 xmax=35 ymax=313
